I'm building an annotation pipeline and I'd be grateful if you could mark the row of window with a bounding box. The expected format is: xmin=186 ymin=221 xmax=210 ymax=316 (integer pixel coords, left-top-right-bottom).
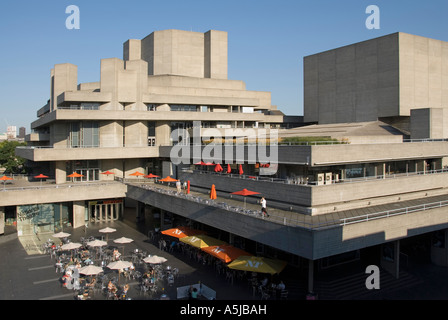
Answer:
xmin=62 ymin=103 xmax=256 ymax=113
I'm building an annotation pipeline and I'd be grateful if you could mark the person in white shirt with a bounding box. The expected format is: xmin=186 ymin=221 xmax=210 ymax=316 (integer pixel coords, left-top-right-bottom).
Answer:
xmin=260 ymin=197 xmax=269 ymax=217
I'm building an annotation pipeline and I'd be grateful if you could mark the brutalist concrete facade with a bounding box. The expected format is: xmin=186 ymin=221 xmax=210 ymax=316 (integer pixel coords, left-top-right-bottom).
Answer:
xmin=304 ymin=32 xmax=448 ymax=128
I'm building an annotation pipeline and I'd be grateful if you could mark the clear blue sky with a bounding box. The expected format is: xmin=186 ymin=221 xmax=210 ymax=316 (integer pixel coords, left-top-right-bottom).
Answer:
xmin=1 ymin=0 xmax=447 ymax=133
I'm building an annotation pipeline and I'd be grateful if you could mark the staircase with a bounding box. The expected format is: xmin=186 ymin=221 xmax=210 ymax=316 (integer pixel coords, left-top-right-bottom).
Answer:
xmin=315 ymin=269 xmax=423 ymax=300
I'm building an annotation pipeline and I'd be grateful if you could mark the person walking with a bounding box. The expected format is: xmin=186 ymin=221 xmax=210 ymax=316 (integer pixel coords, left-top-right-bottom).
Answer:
xmin=260 ymin=197 xmax=269 ymax=217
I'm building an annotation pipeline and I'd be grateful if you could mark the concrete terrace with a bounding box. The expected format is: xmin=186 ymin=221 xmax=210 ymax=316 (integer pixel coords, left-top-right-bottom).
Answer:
xmin=3 ymin=177 xmax=448 ymax=260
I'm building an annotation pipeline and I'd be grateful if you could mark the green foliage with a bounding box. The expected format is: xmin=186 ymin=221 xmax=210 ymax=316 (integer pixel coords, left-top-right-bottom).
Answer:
xmin=280 ymin=136 xmax=346 ymax=145
xmin=0 ymin=140 xmax=28 ymax=174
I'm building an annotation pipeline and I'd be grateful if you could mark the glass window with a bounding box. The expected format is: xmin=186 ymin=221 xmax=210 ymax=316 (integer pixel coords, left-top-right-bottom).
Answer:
xmin=82 ymin=122 xmax=99 ymax=148
xmin=146 ymin=104 xmax=156 ymax=111
xmin=68 ymin=121 xmax=99 ymax=148
xmin=80 ymin=103 xmax=100 ymax=110
xmin=170 ymin=105 xmax=198 ymax=112
xmin=69 ymin=122 xmax=80 ymax=147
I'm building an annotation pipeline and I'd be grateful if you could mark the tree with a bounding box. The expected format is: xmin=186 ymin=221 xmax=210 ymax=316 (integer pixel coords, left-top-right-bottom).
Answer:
xmin=0 ymin=140 xmax=27 ymax=174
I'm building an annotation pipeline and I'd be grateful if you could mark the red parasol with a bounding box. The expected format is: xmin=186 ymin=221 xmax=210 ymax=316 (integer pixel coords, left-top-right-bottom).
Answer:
xmin=67 ymin=172 xmax=83 ymax=182
xmin=210 ymin=184 xmax=217 ymax=200
xmin=161 ymin=226 xmax=206 ymax=239
xmin=100 ymin=170 xmax=115 ymax=175
xmin=231 ymin=188 xmax=260 ymax=196
xmin=214 ymin=163 xmax=223 ymax=173
xmin=34 ymin=174 xmax=49 ymax=186
xmin=227 ymin=164 xmax=231 ymax=174
xmin=0 ymin=175 xmax=13 ymax=190
xmin=144 ymin=173 xmax=160 ymax=179
xmin=231 ymin=188 xmax=260 ymax=208
xmin=129 ymin=171 xmax=145 ymax=177
xmin=238 ymin=164 xmax=244 ymax=175
xmin=34 ymin=174 xmax=49 ymax=179
xmin=201 ymin=245 xmax=251 ymax=263
xmin=159 ymin=176 xmax=178 ymax=182
xmin=67 ymin=172 xmax=83 ymax=178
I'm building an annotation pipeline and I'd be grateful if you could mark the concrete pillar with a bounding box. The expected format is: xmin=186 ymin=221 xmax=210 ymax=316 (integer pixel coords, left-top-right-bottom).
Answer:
xmin=229 ymin=233 xmax=234 ymax=245
xmin=105 ymin=204 xmax=109 ymax=221
xmin=380 ymin=240 xmax=400 ymax=279
xmin=155 ymin=120 xmax=171 ymax=146
xmin=308 ymin=259 xmax=314 ymax=294
xmin=0 ymin=206 xmax=4 ymax=235
xmin=55 ymin=161 xmax=66 ymax=184
xmin=124 ymin=121 xmax=148 ymax=147
xmin=72 ymin=201 xmax=86 ymax=229
xmin=431 ymin=229 xmax=448 ymax=266
xmin=162 ymin=161 xmax=174 ymax=178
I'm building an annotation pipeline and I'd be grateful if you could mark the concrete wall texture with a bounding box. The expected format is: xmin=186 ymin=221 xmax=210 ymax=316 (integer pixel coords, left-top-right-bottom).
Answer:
xmin=126 ymin=29 xmax=228 ymax=79
xmin=304 ymin=32 xmax=448 ymax=124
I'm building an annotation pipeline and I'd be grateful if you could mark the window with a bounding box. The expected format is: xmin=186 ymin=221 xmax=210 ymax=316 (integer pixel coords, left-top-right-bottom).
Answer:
xmin=66 ymin=103 xmax=99 ymax=110
xmin=170 ymin=105 xmax=198 ymax=112
xmin=146 ymin=104 xmax=156 ymax=111
xmin=67 ymin=160 xmax=100 ymax=182
xmin=68 ymin=121 xmax=99 ymax=148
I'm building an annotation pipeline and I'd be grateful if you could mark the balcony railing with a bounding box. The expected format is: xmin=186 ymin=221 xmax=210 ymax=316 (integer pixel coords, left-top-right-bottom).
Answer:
xmin=128 ymin=182 xmax=448 ymax=231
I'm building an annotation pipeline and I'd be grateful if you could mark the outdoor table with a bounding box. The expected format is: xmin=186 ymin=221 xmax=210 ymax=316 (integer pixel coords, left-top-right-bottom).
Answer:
xmin=55 ymin=262 xmax=64 ymax=273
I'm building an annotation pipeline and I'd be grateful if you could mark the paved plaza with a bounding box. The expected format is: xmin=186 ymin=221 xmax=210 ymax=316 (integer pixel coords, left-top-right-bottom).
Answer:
xmin=2 ymin=209 xmax=448 ymax=302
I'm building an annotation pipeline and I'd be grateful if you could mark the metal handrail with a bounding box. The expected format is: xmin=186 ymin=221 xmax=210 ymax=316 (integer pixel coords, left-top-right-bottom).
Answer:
xmin=339 ymin=200 xmax=448 ymax=227
xmin=0 ymin=181 xmax=120 ymax=192
xmin=128 ymin=182 xmax=448 ymax=231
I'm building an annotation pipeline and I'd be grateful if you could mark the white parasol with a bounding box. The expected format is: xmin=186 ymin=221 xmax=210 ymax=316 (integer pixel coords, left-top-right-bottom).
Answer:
xmin=99 ymin=227 xmax=116 ymax=241
xmin=79 ymin=265 xmax=104 ymax=276
xmin=61 ymin=242 xmax=82 ymax=250
xmin=113 ymin=237 xmax=133 ymax=244
xmin=113 ymin=237 xmax=134 ymax=255
xmin=87 ymin=239 xmax=108 ymax=247
xmin=53 ymin=232 xmax=71 ymax=238
xmin=87 ymin=239 xmax=108 ymax=259
xmin=107 ymin=260 xmax=133 ymax=284
xmin=143 ymin=255 xmax=167 ymax=264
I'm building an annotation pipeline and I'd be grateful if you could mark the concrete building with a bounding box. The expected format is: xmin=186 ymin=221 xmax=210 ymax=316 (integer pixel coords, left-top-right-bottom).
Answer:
xmin=304 ymin=32 xmax=448 ymax=139
xmin=6 ymin=126 xmax=16 ymax=139
xmin=4 ymin=30 xmax=448 ymax=298
xmin=18 ymin=29 xmax=290 ymax=185
xmin=18 ymin=127 xmax=26 ymax=139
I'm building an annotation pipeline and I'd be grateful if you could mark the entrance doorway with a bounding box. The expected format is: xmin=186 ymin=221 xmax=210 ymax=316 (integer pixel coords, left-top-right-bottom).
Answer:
xmin=88 ymin=199 xmax=123 ymax=222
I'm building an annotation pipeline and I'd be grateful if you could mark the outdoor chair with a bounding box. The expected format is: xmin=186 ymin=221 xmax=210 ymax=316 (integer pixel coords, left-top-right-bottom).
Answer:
xmin=139 ymin=282 xmax=149 ymax=295
xmin=280 ymin=290 xmax=289 ymax=300
xmin=261 ymin=290 xmax=270 ymax=300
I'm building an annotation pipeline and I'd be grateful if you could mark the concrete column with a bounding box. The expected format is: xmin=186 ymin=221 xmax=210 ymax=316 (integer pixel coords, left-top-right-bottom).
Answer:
xmin=0 ymin=206 xmax=4 ymax=235
xmin=308 ymin=259 xmax=314 ymax=294
xmin=380 ymin=240 xmax=400 ymax=279
xmin=124 ymin=121 xmax=148 ymax=147
xmin=431 ymin=229 xmax=448 ymax=266
xmin=155 ymin=120 xmax=171 ymax=146
xmin=162 ymin=161 xmax=174 ymax=178
xmin=229 ymin=233 xmax=234 ymax=245
xmin=55 ymin=161 xmax=66 ymax=185
xmin=105 ymin=204 xmax=109 ymax=221
xmin=72 ymin=201 xmax=86 ymax=229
